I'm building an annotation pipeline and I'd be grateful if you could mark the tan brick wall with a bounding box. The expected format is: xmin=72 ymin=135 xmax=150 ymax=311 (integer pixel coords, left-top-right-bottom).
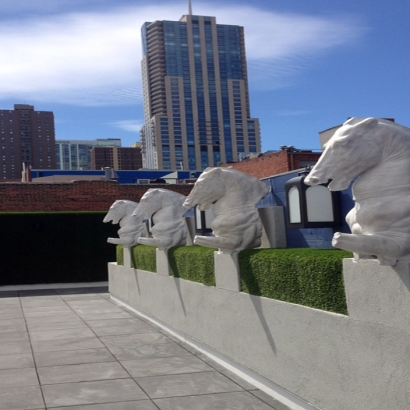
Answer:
xmin=0 ymin=181 xmax=193 ymax=212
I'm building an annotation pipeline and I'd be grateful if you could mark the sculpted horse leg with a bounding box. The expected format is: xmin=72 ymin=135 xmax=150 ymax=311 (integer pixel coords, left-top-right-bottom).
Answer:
xmin=332 ymin=232 xmax=404 ymax=265
xmin=194 ymin=234 xmax=240 ymax=254
xmin=138 ymin=237 xmax=173 ymax=251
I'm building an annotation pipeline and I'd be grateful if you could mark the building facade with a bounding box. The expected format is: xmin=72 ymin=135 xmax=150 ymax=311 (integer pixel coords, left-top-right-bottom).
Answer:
xmin=140 ymin=14 xmax=261 ymax=170
xmin=56 ymin=139 xmax=121 ymax=170
xmin=0 ymin=104 xmax=55 ymax=180
xmin=91 ymin=146 xmax=143 ymax=170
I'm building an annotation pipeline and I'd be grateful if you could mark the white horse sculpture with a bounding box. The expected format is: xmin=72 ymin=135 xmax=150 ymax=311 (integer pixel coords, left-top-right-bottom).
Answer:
xmin=133 ymin=188 xmax=187 ymax=251
xmin=305 ymin=117 xmax=410 ymax=266
xmin=103 ymin=200 xmax=144 ymax=247
xmin=183 ymin=167 xmax=270 ymax=254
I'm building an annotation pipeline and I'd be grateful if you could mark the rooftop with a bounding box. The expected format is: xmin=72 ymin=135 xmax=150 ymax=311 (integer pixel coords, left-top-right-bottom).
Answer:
xmin=0 ymin=285 xmax=281 ymax=409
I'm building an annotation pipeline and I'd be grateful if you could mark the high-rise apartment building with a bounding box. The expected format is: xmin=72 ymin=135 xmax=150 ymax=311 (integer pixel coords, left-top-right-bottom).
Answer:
xmin=0 ymin=104 xmax=56 ymax=180
xmin=91 ymin=145 xmax=143 ymax=170
xmin=56 ymin=138 xmax=121 ymax=170
xmin=140 ymin=14 xmax=261 ymax=170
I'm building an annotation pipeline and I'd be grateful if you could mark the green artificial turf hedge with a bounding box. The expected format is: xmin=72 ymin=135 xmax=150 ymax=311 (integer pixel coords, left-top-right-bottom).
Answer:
xmin=116 ymin=245 xmax=157 ymax=272
xmin=116 ymin=245 xmax=352 ymax=314
xmin=0 ymin=212 xmax=118 ymax=286
xmin=168 ymin=246 xmax=217 ymax=286
xmin=239 ymin=248 xmax=352 ymax=314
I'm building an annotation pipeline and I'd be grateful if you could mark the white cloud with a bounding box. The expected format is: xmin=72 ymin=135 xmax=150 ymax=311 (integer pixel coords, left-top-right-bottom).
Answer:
xmin=110 ymin=120 xmax=144 ymax=133
xmin=0 ymin=2 xmax=367 ymax=106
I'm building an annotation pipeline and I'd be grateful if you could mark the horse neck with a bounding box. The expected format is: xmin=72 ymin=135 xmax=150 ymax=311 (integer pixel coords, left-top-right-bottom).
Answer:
xmin=153 ymin=202 xmax=183 ymax=222
xmin=212 ymin=188 xmax=256 ymax=216
xmin=354 ymin=132 xmax=410 ymax=195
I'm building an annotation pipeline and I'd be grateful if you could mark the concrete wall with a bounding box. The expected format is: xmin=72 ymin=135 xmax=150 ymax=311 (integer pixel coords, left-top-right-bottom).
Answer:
xmin=109 ymin=258 xmax=410 ymax=410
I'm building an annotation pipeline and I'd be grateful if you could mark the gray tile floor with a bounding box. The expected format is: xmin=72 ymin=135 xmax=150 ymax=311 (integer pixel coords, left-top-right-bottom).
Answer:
xmin=0 ymin=286 xmax=284 ymax=410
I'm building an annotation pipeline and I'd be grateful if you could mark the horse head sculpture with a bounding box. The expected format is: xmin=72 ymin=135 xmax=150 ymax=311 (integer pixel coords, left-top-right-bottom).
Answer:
xmin=133 ymin=188 xmax=187 ymax=251
xmin=183 ymin=167 xmax=270 ymax=254
xmin=103 ymin=199 xmax=144 ymax=247
xmin=305 ymin=117 xmax=410 ymax=265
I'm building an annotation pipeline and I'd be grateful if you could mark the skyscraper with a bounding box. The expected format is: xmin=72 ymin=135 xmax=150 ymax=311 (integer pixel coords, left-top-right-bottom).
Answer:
xmin=0 ymin=104 xmax=56 ymax=180
xmin=140 ymin=13 xmax=261 ymax=170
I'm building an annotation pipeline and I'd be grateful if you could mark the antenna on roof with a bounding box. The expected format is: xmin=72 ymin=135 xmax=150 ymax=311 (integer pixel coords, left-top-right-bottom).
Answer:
xmin=188 ymin=0 xmax=192 ymax=15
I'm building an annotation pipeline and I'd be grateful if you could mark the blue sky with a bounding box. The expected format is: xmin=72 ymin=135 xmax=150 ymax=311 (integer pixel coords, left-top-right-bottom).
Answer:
xmin=0 ymin=0 xmax=409 ymax=152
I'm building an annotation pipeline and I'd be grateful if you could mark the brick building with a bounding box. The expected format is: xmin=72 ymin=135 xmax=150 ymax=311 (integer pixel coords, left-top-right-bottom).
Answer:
xmin=0 ymin=104 xmax=56 ymax=180
xmin=91 ymin=146 xmax=143 ymax=170
xmin=0 ymin=180 xmax=192 ymax=212
xmin=223 ymin=149 xmax=322 ymax=179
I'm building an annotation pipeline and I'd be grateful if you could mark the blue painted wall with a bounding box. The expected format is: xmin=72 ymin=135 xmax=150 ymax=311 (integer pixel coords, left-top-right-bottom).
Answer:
xmin=31 ymin=169 xmax=202 ymax=185
xmin=257 ymin=171 xmax=354 ymax=249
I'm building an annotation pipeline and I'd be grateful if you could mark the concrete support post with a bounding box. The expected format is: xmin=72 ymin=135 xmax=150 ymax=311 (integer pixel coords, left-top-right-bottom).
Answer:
xmin=343 ymin=258 xmax=410 ymax=332
xmin=123 ymin=246 xmax=133 ymax=268
xmin=258 ymin=206 xmax=287 ymax=249
xmin=214 ymin=251 xmax=240 ymax=292
xmin=156 ymin=249 xmax=170 ymax=276
xmin=184 ymin=216 xmax=196 ymax=246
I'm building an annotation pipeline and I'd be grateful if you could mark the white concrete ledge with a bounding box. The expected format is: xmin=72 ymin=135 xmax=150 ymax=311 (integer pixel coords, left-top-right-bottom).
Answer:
xmin=109 ymin=259 xmax=410 ymax=410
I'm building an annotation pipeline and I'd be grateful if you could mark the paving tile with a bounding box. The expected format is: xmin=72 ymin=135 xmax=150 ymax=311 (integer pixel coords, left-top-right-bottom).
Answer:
xmin=85 ymin=318 xmax=145 ymax=328
xmin=100 ymin=332 xmax=171 ymax=348
xmin=0 ymin=318 xmax=26 ymax=327
xmin=73 ymin=307 xmax=128 ymax=315
xmin=0 ymin=367 xmax=39 ymax=387
xmin=20 ymin=295 xmax=62 ymax=303
xmin=26 ymin=320 xmax=89 ymax=332
xmin=31 ymin=336 xmax=105 ymax=352
xmin=66 ymin=300 xmax=115 ymax=307
xmin=121 ymin=355 xmax=214 ymax=377
xmin=22 ymin=305 xmax=73 ymax=313
xmin=20 ymin=301 xmax=68 ymax=309
xmin=0 ymin=340 xmax=32 ymax=355
xmin=49 ymin=401 xmax=158 ymax=410
xmin=0 ymin=322 xmax=27 ymax=332
xmin=42 ymin=378 xmax=148 ymax=407
xmin=135 ymin=371 xmax=243 ymax=399
xmin=107 ymin=343 xmax=192 ymax=360
xmin=80 ymin=311 xmax=135 ymax=321
xmin=0 ymin=330 xmax=29 ymax=343
xmin=154 ymin=391 xmax=275 ymax=410
xmin=0 ymin=310 xmax=25 ymax=319
xmin=0 ymin=385 xmax=45 ymax=410
xmin=60 ymin=295 xmax=106 ymax=301
xmin=38 ymin=361 xmax=130 ymax=385
xmin=92 ymin=323 xmax=158 ymax=336
xmin=23 ymin=310 xmax=79 ymax=318
xmin=0 ymin=305 xmax=24 ymax=319
xmin=25 ymin=314 xmax=83 ymax=324
xmin=29 ymin=327 xmax=96 ymax=341
xmin=35 ymin=347 xmax=115 ymax=367
xmin=0 ymin=353 xmax=35 ymax=369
